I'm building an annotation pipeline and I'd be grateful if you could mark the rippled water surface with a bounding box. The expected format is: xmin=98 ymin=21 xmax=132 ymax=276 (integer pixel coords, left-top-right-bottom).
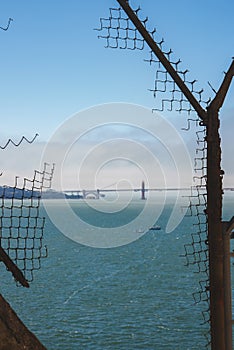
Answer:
xmin=1 ymin=192 xmax=233 ymax=349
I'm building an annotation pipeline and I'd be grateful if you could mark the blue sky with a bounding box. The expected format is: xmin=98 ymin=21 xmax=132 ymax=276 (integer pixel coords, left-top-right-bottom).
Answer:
xmin=0 ymin=0 xmax=233 ymax=189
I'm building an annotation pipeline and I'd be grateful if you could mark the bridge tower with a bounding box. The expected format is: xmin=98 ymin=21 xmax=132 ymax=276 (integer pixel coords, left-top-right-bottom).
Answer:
xmin=141 ymin=181 xmax=146 ymax=200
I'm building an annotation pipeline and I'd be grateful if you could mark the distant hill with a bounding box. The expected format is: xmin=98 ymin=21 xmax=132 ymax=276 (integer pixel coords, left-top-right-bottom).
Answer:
xmin=41 ymin=189 xmax=65 ymax=199
xmin=0 ymin=187 xmax=71 ymax=199
xmin=42 ymin=189 xmax=83 ymax=199
xmin=0 ymin=186 xmax=41 ymax=199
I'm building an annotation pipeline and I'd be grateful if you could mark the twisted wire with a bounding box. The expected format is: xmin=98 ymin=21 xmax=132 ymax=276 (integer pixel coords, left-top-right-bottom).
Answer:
xmin=0 ymin=133 xmax=39 ymax=150
xmin=0 ymin=18 xmax=13 ymax=31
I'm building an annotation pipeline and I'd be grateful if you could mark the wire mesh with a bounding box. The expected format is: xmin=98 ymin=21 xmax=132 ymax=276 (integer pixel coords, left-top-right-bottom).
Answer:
xmin=95 ymin=6 xmax=145 ymax=50
xmin=0 ymin=162 xmax=54 ymax=284
xmin=179 ymin=119 xmax=210 ymax=345
xmin=95 ymin=3 xmax=211 ymax=115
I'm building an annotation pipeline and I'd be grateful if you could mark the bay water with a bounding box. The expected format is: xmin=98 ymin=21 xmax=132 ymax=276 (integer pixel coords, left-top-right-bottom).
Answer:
xmin=0 ymin=192 xmax=233 ymax=349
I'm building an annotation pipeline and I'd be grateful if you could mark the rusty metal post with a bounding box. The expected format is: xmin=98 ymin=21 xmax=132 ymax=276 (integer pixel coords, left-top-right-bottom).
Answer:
xmin=207 ymin=61 xmax=234 ymax=349
xmin=141 ymin=181 xmax=146 ymax=200
xmin=0 ymin=245 xmax=29 ymax=288
xmin=206 ymin=106 xmax=225 ymax=349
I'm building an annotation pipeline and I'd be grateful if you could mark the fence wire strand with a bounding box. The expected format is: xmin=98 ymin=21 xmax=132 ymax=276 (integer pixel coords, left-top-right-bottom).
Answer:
xmin=0 ymin=133 xmax=39 ymax=150
xmin=0 ymin=17 xmax=13 ymax=31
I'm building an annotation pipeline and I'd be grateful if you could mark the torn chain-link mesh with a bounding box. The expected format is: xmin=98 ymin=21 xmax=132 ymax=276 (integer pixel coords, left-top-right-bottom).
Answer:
xmin=182 ymin=122 xmax=210 ymax=346
xmin=95 ymin=4 xmax=211 ymax=114
xmin=0 ymin=163 xmax=54 ymax=284
xmin=95 ymin=6 xmax=145 ymax=50
xmin=145 ymin=52 xmax=211 ymax=114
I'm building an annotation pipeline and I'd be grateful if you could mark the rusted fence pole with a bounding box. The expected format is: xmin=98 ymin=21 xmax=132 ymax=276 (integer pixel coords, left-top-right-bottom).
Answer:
xmin=0 ymin=246 xmax=29 ymax=288
xmin=208 ymin=61 xmax=234 ymax=348
xmin=206 ymin=106 xmax=225 ymax=348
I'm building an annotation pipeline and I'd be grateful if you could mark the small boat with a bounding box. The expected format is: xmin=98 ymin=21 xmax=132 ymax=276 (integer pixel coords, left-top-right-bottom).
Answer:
xmin=149 ymin=225 xmax=161 ymax=231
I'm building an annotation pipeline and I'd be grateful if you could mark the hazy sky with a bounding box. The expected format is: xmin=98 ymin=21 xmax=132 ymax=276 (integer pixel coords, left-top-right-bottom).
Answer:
xmin=0 ymin=0 xmax=233 ymax=189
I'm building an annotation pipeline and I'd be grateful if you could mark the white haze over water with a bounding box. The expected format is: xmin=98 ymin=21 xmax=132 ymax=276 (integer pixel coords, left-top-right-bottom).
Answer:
xmin=0 ymin=102 xmax=233 ymax=190
xmin=1 ymin=103 xmax=193 ymax=189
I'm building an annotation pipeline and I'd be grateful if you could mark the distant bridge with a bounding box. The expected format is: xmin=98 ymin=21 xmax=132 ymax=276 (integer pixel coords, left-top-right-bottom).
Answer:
xmin=64 ymin=181 xmax=148 ymax=200
xmin=63 ymin=182 xmax=193 ymax=200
